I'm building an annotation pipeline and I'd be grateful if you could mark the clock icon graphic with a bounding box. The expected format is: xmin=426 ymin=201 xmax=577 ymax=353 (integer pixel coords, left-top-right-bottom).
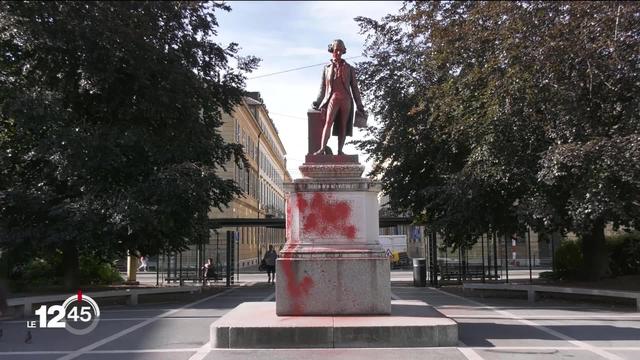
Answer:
xmin=60 ymin=291 xmax=101 ymax=335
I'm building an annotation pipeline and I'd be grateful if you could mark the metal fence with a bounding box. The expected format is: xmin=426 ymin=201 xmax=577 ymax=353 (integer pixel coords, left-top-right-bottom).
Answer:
xmin=425 ymin=231 xmax=557 ymax=286
xmin=119 ymin=229 xmax=558 ymax=287
xmin=123 ymin=230 xmax=241 ymax=287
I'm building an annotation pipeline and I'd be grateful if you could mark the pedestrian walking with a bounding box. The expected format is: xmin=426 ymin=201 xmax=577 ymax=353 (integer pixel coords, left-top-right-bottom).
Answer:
xmin=262 ymin=245 xmax=278 ymax=284
xmin=137 ymin=255 xmax=148 ymax=272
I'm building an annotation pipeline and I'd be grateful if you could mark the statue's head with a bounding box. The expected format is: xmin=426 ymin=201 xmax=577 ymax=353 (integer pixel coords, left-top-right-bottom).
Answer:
xmin=328 ymin=39 xmax=346 ymax=59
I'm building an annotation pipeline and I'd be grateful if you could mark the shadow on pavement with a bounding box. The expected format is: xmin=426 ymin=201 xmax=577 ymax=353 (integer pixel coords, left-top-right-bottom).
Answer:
xmin=459 ymin=322 xmax=640 ymax=347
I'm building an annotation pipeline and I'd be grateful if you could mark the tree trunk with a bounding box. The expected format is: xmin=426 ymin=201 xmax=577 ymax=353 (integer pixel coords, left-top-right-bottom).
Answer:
xmin=62 ymin=239 xmax=80 ymax=289
xmin=580 ymin=220 xmax=609 ymax=281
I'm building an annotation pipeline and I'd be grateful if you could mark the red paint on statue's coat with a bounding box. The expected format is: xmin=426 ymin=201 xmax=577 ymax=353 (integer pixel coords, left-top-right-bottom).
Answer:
xmin=298 ymin=192 xmax=357 ymax=240
xmin=280 ymin=258 xmax=314 ymax=315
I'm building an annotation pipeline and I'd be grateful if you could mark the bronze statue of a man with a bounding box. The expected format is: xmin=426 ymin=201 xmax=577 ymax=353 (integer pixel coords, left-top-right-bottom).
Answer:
xmin=312 ymin=39 xmax=365 ymax=155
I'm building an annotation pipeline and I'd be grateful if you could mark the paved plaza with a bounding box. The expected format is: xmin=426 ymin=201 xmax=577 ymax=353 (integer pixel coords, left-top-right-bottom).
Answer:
xmin=1 ymin=277 xmax=639 ymax=360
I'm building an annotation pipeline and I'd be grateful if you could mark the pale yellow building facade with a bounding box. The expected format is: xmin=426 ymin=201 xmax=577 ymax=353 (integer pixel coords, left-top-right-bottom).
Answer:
xmin=208 ymin=92 xmax=292 ymax=269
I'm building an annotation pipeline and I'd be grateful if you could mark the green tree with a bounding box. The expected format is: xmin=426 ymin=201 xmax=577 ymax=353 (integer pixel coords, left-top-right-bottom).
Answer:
xmin=356 ymin=1 xmax=640 ymax=279
xmin=0 ymin=2 xmax=257 ymax=288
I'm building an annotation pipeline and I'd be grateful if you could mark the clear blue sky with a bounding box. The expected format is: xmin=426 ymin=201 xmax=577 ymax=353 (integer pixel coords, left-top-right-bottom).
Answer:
xmin=215 ymin=1 xmax=402 ymax=178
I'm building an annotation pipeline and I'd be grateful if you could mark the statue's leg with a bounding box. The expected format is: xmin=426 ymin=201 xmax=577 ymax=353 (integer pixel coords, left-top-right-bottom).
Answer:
xmin=315 ymin=116 xmax=333 ymax=155
xmin=336 ymin=100 xmax=350 ymax=155
xmin=314 ymin=98 xmax=337 ymax=155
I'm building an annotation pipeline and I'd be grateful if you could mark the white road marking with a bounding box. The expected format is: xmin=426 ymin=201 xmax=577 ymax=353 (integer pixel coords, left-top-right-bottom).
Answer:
xmin=262 ymin=292 xmax=275 ymax=301
xmin=0 ymin=351 xmax=71 ymax=355
xmin=101 ymin=308 xmax=177 ymax=312
xmin=430 ymin=287 xmax=627 ymax=360
xmin=432 ymin=304 xmax=607 ymax=310
xmin=90 ymin=348 xmax=200 ymax=353
xmin=445 ymin=314 xmax=640 ymax=320
xmin=187 ymin=341 xmax=212 ymax=360
xmin=458 ymin=347 xmax=485 ymax=360
xmin=472 ymin=346 xmax=640 ymax=351
xmin=57 ymin=288 xmax=236 ymax=360
xmin=106 ymin=316 xmax=222 ymax=321
xmin=469 ymin=346 xmax=585 ymax=351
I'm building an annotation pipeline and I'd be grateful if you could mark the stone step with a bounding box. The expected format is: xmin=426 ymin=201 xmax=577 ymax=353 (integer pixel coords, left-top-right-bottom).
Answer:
xmin=210 ymin=300 xmax=458 ymax=348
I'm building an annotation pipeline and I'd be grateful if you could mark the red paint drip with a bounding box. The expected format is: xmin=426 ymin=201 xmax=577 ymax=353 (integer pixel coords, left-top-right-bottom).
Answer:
xmin=296 ymin=193 xmax=308 ymax=214
xmin=299 ymin=276 xmax=314 ymax=293
xmin=345 ymin=225 xmax=357 ymax=239
xmin=299 ymin=193 xmax=356 ymax=240
xmin=280 ymin=259 xmax=314 ymax=315
xmin=77 ymin=289 xmax=82 ymax=302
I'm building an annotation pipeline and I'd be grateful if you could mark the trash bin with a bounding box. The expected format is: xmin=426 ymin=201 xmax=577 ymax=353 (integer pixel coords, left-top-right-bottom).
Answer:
xmin=413 ymin=258 xmax=427 ymax=287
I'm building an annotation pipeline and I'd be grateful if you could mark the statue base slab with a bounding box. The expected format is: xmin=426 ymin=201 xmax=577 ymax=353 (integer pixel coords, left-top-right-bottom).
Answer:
xmin=300 ymin=155 xmax=364 ymax=178
xmin=304 ymin=154 xmax=359 ymax=164
xmin=210 ymin=301 xmax=459 ymax=348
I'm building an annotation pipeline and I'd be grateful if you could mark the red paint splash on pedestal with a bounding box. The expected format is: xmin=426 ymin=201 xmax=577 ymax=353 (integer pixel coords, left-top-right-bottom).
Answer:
xmin=297 ymin=192 xmax=357 ymax=240
xmin=285 ymin=196 xmax=294 ymax=243
xmin=297 ymin=194 xmax=309 ymax=214
xmin=280 ymin=259 xmax=314 ymax=315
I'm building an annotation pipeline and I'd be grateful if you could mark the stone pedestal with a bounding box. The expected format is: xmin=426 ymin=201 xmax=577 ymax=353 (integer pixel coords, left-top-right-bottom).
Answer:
xmin=276 ymin=155 xmax=391 ymax=315
xmin=209 ymin=110 xmax=458 ymax=349
xmin=307 ymin=109 xmax=324 ymax=155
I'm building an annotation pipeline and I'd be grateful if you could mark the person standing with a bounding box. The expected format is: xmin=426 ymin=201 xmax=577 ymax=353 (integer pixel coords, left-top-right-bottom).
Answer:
xmin=201 ymin=258 xmax=214 ymax=286
xmin=263 ymin=245 xmax=278 ymax=284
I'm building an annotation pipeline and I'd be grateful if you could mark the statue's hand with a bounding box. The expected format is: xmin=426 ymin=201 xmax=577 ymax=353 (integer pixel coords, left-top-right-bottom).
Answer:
xmin=312 ymin=101 xmax=319 ymax=110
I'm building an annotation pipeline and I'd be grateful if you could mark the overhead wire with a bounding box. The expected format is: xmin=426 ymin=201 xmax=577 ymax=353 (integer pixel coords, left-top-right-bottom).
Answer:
xmin=269 ymin=112 xmax=306 ymax=120
xmin=249 ymin=56 xmax=366 ymax=121
xmin=247 ymin=55 xmax=364 ymax=80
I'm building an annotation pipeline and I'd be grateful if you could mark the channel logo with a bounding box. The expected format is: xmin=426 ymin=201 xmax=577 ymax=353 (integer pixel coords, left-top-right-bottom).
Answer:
xmin=26 ymin=290 xmax=100 ymax=335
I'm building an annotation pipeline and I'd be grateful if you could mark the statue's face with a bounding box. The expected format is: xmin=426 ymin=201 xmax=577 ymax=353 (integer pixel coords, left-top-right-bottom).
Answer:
xmin=332 ymin=43 xmax=344 ymax=60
